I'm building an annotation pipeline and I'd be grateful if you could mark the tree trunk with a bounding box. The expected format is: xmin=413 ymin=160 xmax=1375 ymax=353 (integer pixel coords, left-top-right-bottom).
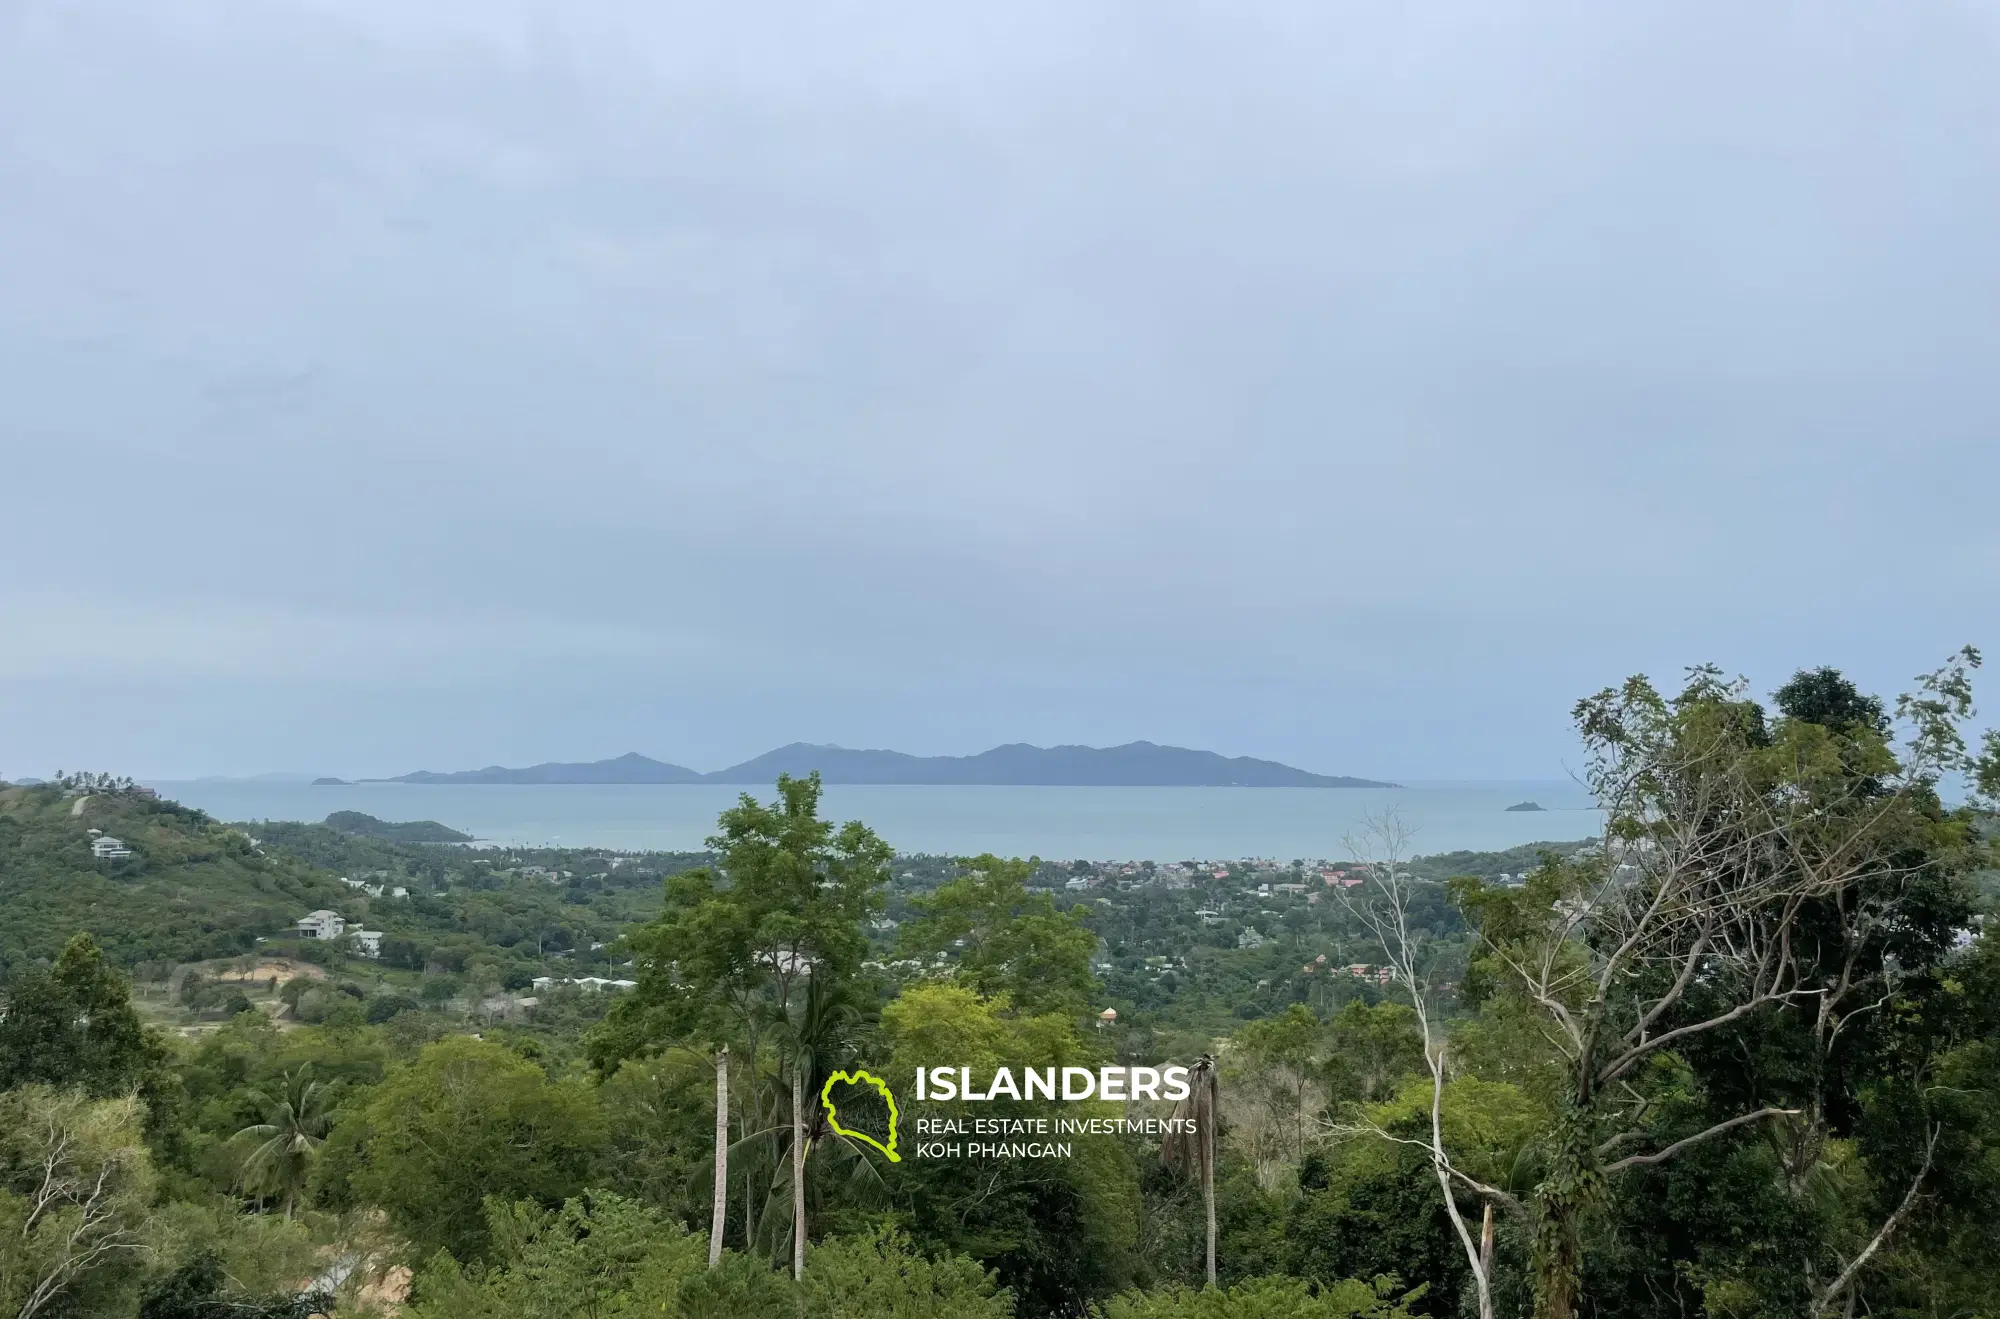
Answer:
xmin=709 ymin=1046 xmax=728 ymax=1269
xmin=1202 ymin=1084 xmax=1217 ymax=1289
xmin=1203 ymin=1156 xmax=1216 ymax=1288
xmin=792 ymin=1064 xmax=807 ymax=1280
xmin=1533 ymin=1104 xmax=1596 ymax=1319
xmin=1534 ymin=1199 xmax=1583 ymax=1319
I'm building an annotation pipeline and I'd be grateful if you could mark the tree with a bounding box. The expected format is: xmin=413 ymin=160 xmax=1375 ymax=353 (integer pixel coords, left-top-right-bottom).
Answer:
xmin=136 ymin=1250 xmax=328 ymax=1319
xmin=404 ymin=1191 xmax=706 ymax=1319
xmin=1234 ymin=1004 xmax=1323 ymax=1167
xmin=799 ymin=1228 xmax=1013 ymax=1318
xmin=589 ymin=774 xmax=890 ymax=1260
xmin=1331 ymin=810 xmax=1501 ymax=1319
xmin=899 ymin=855 xmax=1098 ymax=1016
xmin=883 ymin=982 xmax=1144 ymax=1312
xmin=0 ymin=934 xmax=158 ymax=1096
xmin=1096 ymin=1274 xmax=1417 ymax=1319
xmin=1453 ymin=653 xmax=1991 ymax=1319
xmin=232 ymin=1065 xmax=335 ymax=1220
xmin=0 ymin=1086 xmax=156 ymax=1319
xmin=316 ymin=1036 xmax=606 ymax=1261
xmin=1320 ymin=1001 xmax=1425 ymax=1107
xmin=775 ymin=975 xmax=878 ymax=1279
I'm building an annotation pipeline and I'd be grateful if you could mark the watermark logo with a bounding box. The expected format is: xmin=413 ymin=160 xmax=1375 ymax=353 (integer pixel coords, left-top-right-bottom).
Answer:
xmin=820 ymin=1069 xmax=901 ymax=1163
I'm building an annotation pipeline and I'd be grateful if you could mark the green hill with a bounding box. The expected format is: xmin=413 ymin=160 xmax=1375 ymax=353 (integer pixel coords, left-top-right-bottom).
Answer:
xmin=0 ymin=782 xmax=354 ymax=972
xmin=322 ymin=810 xmax=474 ymax=843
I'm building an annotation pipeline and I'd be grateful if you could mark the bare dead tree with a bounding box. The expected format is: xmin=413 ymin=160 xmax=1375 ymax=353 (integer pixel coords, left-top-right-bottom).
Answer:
xmin=8 ymin=1089 xmax=153 ymax=1319
xmin=1460 ymin=652 xmax=1985 ymax=1319
xmin=1812 ymin=1124 xmax=1938 ymax=1319
xmin=1329 ymin=807 xmax=1506 ymax=1319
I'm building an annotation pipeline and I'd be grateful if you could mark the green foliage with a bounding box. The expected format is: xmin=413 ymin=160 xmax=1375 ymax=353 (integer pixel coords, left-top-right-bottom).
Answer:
xmin=1096 ymin=1275 xmax=1419 ymax=1319
xmin=799 ymin=1227 xmax=1014 ymax=1317
xmin=317 ymin=1036 xmax=607 ymax=1260
xmin=231 ymin=1065 xmax=336 ymax=1218
xmin=2 ymin=714 xmax=1996 ymax=1319
xmin=322 ymin=811 xmax=473 ymax=843
xmin=136 ymin=1249 xmax=328 ymax=1319
xmin=899 ymin=855 xmax=1100 ymax=1016
xmin=593 ymin=771 xmax=890 ymax=1072
xmin=0 ymin=1086 xmax=156 ymax=1319
xmin=880 ymin=983 xmax=1144 ymax=1314
xmin=1320 ymin=1002 xmax=1426 ymax=1107
xmin=0 ymin=785 xmax=355 ymax=969
xmin=0 ymin=932 xmax=161 ymax=1096
xmin=1232 ymin=1004 xmax=1323 ymax=1163
xmin=594 ymin=1053 xmax=722 ymax=1221
xmin=406 ymin=1205 xmax=1006 ymax=1319
xmin=405 ymin=1191 xmax=707 ymax=1319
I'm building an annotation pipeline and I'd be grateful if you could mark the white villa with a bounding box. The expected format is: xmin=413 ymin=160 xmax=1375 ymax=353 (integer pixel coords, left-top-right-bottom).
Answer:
xmin=530 ymin=976 xmax=637 ymax=993
xmin=91 ymin=835 xmax=132 ymax=859
xmin=349 ymin=929 xmax=384 ymax=958
xmin=296 ymin=910 xmax=346 ymax=940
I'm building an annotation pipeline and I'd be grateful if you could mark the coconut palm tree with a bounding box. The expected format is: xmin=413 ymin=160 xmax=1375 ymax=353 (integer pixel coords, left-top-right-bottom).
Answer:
xmin=780 ymin=975 xmax=866 ymax=1279
xmin=234 ymin=1065 xmax=335 ymax=1219
xmin=722 ymin=976 xmax=879 ymax=1277
xmin=1162 ymin=1055 xmax=1220 ymax=1287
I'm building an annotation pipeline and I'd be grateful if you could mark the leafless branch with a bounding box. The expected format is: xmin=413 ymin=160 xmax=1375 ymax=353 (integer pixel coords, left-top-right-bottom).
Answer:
xmin=1601 ymin=1106 xmax=1799 ymax=1172
xmin=1813 ymin=1124 xmax=1937 ymax=1318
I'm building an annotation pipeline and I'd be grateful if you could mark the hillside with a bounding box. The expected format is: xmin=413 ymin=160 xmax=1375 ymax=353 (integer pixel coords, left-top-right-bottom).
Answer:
xmin=371 ymin=741 xmax=1396 ymax=788
xmin=322 ymin=810 xmax=474 ymax=843
xmin=0 ymin=782 xmax=355 ymax=971
xmin=0 ymin=782 xmax=709 ymax=984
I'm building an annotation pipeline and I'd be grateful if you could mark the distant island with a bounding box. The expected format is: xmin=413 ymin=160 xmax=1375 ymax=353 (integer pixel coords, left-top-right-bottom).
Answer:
xmin=312 ymin=776 xmax=351 ymax=786
xmin=1504 ymin=800 xmax=1546 ymax=812
xmin=363 ymin=742 xmax=1397 ymax=789
xmin=322 ymin=810 xmax=474 ymax=843
xmin=381 ymin=751 xmax=705 ymax=785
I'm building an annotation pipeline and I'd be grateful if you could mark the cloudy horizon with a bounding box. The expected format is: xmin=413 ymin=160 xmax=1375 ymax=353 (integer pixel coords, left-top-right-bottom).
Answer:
xmin=4 ymin=1 xmax=1997 ymax=781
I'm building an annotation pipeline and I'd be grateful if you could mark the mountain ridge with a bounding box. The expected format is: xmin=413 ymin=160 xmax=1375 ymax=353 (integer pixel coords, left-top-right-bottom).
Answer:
xmin=363 ymin=742 xmax=1396 ymax=788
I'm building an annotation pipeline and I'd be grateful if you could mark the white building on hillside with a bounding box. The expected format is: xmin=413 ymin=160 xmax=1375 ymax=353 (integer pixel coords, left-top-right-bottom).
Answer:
xmin=296 ymin=910 xmax=345 ymax=940
xmin=91 ymin=836 xmax=132 ymax=859
xmin=530 ymin=976 xmax=637 ymax=993
xmin=349 ymin=930 xmax=383 ymax=958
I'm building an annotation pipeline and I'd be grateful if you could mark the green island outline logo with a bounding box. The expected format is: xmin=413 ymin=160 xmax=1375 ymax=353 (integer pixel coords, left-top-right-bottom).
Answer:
xmin=820 ymin=1069 xmax=901 ymax=1163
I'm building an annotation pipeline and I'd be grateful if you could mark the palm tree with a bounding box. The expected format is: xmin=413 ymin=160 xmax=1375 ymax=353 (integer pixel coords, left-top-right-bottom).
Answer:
xmin=723 ymin=978 xmax=885 ymax=1275
xmin=234 ymin=1065 xmax=335 ymax=1219
xmin=1162 ymin=1055 xmax=1220 ymax=1288
xmin=781 ymin=975 xmax=863 ymax=1280
xmin=717 ymin=977 xmax=875 ymax=1277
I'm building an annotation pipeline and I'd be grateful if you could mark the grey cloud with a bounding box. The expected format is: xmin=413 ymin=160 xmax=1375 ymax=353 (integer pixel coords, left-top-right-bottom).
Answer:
xmin=2 ymin=0 xmax=1995 ymax=778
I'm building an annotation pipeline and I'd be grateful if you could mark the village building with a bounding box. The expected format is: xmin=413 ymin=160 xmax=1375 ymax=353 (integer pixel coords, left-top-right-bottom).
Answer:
xmin=296 ymin=910 xmax=346 ymax=940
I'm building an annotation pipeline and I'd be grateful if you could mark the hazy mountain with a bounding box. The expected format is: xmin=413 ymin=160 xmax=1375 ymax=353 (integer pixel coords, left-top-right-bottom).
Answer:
xmin=190 ymin=771 xmax=328 ymax=784
xmin=374 ymin=743 xmax=1393 ymax=788
xmin=378 ymin=751 xmax=704 ymax=784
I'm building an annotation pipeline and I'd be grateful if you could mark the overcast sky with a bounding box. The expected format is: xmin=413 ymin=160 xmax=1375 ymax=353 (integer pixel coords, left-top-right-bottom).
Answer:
xmin=3 ymin=1 xmax=1996 ymax=781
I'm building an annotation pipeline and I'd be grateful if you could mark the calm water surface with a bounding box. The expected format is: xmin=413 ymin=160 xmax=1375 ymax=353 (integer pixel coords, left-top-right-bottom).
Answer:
xmin=148 ymin=780 xmax=1600 ymax=861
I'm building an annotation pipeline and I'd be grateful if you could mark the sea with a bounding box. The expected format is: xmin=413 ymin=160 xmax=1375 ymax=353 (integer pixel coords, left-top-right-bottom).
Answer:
xmin=145 ymin=779 xmax=1601 ymax=863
